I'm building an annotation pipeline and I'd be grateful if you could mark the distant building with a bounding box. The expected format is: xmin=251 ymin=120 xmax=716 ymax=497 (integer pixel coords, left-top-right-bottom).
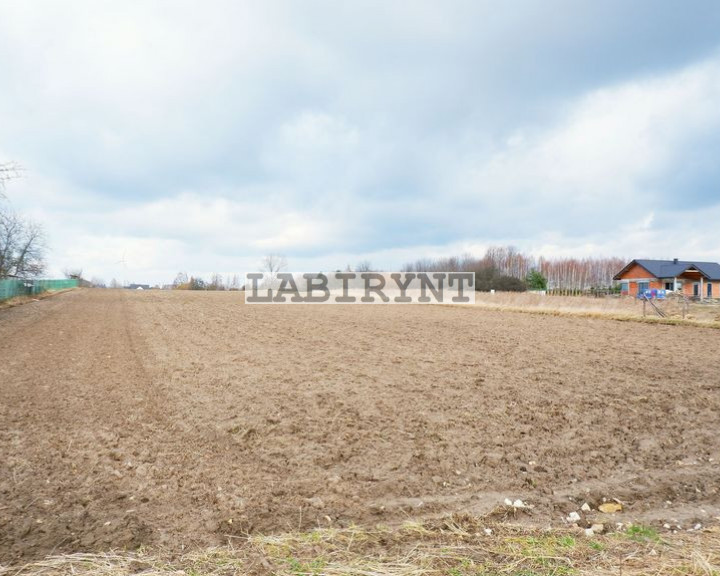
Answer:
xmin=127 ymin=283 xmax=151 ymax=290
xmin=614 ymin=259 xmax=720 ymax=300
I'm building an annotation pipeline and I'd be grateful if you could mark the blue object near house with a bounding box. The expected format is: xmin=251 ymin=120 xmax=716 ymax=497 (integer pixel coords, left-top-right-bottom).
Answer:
xmin=637 ymin=289 xmax=666 ymax=300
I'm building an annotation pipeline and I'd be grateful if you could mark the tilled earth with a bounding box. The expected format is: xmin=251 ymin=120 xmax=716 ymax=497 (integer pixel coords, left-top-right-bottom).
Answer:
xmin=1 ymin=289 xmax=719 ymax=562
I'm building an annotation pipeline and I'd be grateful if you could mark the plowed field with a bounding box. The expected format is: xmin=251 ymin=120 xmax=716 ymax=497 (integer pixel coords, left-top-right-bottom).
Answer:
xmin=1 ymin=289 xmax=719 ymax=562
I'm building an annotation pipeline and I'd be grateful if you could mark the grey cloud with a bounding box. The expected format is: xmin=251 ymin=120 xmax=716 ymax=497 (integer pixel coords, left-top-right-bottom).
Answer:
xmin=1 ymin=1 xmax=720 ymax=282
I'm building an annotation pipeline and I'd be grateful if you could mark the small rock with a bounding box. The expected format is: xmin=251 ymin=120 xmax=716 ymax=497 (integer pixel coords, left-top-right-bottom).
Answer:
xmin=512 ymin=499 xmax=526 ymax=509
xmin=567 ymin=511 xmax=581 ymax=523
xmin=484 ymin=528 xmax=493 ymax=536
xmin=663 ymin=523 xmax=671 ymax=529
xmin=504 ymin=498 xmax=513 ymax=506
xmin=598 ymin=502 xmax=622 ymax=514
xmin=590 ymin=523 xmax=605 ymax=534
xmin=584 ymin=528 xmax=594 ymax=537
xmin=581 ymin=502 xmax=591 ymax=512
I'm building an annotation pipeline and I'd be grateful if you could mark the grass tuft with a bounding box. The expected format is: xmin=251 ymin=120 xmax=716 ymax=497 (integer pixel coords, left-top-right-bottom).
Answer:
xmin=623 ymin=524 xmax=661 ymax=543
xmin=1 ymin=518 xmax=719 ymax=576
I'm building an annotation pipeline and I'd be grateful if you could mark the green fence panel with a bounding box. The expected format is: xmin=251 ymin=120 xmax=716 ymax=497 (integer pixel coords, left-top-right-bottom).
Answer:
xmin=31 ymin=279 xmax=79 ymax=294
xmin=0 ymin=278 xmax=78 ymax=301
xmin=0 ymin=279 xmax=24 ymax=300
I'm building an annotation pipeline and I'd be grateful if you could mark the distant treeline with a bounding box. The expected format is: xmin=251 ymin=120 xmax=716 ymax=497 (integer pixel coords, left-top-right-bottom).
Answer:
xmin=173 ymin=272 xmax=243 ymax=291
xmin=402 ymin=246 xmax=625 ymax=293
xmin=155 ymin=247 xmax=624 ymax=293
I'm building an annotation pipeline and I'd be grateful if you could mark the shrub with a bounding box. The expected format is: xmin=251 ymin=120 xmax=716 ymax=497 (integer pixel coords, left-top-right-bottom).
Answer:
xmin=526 ymin=269 xmax=548 ymax=291
xmin=474 ymin=266 xmax=527 ymax=292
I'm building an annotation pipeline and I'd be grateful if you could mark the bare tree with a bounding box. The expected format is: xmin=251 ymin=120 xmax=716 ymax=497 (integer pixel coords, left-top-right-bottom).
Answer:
xmin=173 ymin=272 xmax=189 ymax=287
xmin=355 ymin=260 xmax=372 ymax=272
xmin=0 ymin=162 xmax=45 ymax=279
xmin=208 ymin=272 xmax=224 ymax=290
xmin=0 ymin=162 xmax=22 ymax=195
xmin=261 ymin=254 xmax=287 ymax=284
xmin=0 ymin=212 xmax=46 ymax=278
xmin=228 ymin=274 xmax=241 ymax=291
xmin=110 ymin=278 xmax=121 ymax=289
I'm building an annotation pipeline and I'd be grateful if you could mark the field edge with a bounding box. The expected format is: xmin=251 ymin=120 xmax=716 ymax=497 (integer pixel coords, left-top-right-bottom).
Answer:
xmin=2 ymin=515 xmax=719 ymax=576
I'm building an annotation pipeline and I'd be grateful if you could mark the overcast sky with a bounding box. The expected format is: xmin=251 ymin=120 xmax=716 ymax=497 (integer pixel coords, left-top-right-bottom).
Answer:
xmin=1 ymin=1 xmax=720 ymax=284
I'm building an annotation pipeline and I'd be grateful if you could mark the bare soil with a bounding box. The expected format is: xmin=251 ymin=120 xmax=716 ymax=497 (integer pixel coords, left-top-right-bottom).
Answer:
xmin=1 ymin=289 xmax=719 ymax=563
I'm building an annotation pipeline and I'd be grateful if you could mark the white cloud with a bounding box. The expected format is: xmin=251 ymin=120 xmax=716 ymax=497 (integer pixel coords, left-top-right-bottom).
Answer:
xmin=262 ymin=111 xmax=362 ymax=186
xmin=2 ymin=2 xmax=720 ymax=283
xmin=447 ymin=56 xmax=720 ymax=237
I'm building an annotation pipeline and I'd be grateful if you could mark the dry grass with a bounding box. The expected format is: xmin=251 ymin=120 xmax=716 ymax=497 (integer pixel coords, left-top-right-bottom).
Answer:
xmin=463 ymin=292 xmax=720 ymax=329
xmin=3 ymin=517 xmax=719 ymax=576
xmin=0 ymin=288 xmax=76 ymax=310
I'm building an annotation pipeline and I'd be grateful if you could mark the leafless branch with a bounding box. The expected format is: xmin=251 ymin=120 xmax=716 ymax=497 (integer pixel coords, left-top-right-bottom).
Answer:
xmin=0 ymin=162 xmax=23 ymax=195
xmin=0 ymin=212 xmax=46 ymax=278
xmin=261 ymin=254 xmax=287 ymax=283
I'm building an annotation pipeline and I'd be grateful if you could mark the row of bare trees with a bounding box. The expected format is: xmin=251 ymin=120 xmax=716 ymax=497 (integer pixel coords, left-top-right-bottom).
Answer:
xmin=536 ymin=256 xmax=625 ymax=293
xmin=402 ymin=246 xmax=625 ymax=292
xmin=172 ymin=271 xmax=244 ymax=290
xmin=248 ymin=250 xmax=623 ymax=293
xmin=0 ymin=163 xmax=46 ymax=279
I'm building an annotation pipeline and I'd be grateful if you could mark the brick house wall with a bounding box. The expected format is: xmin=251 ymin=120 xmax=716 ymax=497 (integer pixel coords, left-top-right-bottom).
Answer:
xmin=616 ymin=263 xmax=662 ymax=296
xmin=616 ymin=263 xmax=719 ymax=298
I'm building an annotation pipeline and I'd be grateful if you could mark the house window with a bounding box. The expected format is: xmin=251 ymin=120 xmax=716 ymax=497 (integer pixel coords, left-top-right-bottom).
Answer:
xmin=664 ymin=282 xmax=674 ymax=291
xmin=708 ymin=283 xmax=713 ymax=298
xmin=693 ymin=283 xmax=699 ymax=297
xmin=638 ymin=281 xmax=649 ymax=293
xmin=620 ymin=281 xmax=628 ymax=293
